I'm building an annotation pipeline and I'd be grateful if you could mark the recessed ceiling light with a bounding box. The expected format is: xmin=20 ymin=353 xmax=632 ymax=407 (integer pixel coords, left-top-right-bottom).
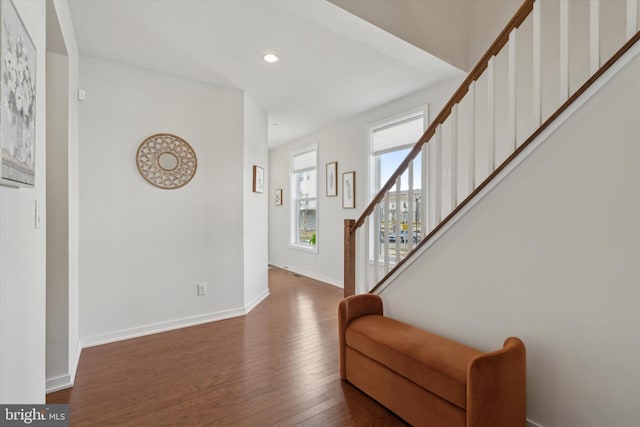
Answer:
xmin=263 ymin=53 xmax=279 ymax=63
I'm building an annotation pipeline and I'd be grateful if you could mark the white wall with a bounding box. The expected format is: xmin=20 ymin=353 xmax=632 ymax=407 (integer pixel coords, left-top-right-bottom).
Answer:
xmin=466 ymin=0 xmax=522 ymax=69
xmin=51 ymin=0 xmax=81 ymax=390
xmin=45 ymin=0 xmax=81 ymax=393
xmin=329 ymin=0 xmax=471 ymax=70
xmin=242 ymin=94 xmax=269 ymax=309
xmin=268 ymin=77 xmax=463 ymax=286
xmin=79 ymin=56 xmax=248 ymax=344
xmin=380 ymin=45 xmax=640 ymax=427
xmin=330 ymin=0 xmax=524 ymax=72
xmin=46 ymin=51 xmax=69 ymax=386
xmin=0 ymin=0 xmax=47 ymax=404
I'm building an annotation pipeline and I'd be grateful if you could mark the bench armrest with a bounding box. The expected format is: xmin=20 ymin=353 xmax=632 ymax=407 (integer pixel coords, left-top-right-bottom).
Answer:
xmin=338 ymin=294 xmax=383 ymax=379
xmin=466 ymin=337 xmax=526 ymax=427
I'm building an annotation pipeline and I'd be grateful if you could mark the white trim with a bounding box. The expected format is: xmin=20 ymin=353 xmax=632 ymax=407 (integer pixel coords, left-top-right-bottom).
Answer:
xmin=450 ymin=104 xmax=458 ymax=207
xmin=367 ymin=105 xmax=428 ymax=137
xmin=375 ymin=38 xmax=640 ymax=296
xmin=45 ymin=338 xmax=83 ymax=393
xmin=627 ymin=0 xmax=638 ymax=41
xmin=288 ymin=242 xmax=317 ymax=253
xmin=366 ymin=105 xmax=428 ymax=199
xmin=533 ymin=0 xmax=541 ymax=127
xmin=245 ymin=288 xmax=270 ymax=313
xmin=560 ymin=0 xmax=570 ymax=101
xmin=46 ymin=374 xmax=73 ymax=394
xmin=508 ymin=29 xmax=517 ymax=149
xmin=80 ymin=307 xmax=247 ymax=348
xmin=487 ymin=56 xmax=496 ymax=172
xmin=48 ymin=293 xmax=270 ymax=393
xmin=268 ymin=262 xmax=342 ymax=288
xmin=69 ymin=339 xmax=82 ymax=385
xmin=590 ymin=0 xmax=600 ymax=74
xmin=434 ymin=124 xmax=443 ymax=223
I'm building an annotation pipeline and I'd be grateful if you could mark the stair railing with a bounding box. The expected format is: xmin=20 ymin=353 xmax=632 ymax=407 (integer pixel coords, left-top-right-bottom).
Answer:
xmin=344 ymin=0 xmax=640 ymax=297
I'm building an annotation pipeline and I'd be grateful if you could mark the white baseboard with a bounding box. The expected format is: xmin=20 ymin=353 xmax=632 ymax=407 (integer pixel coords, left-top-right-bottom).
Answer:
xmin=49 ymin=295 xmax=270 ymax=393
xmin=269 ymin=262 xmax=343 ymax=288
xmin=46 ymin=374 xmax=73 ymax=394
xmin=70 ymin=340 xmax=81 ymax=381
xmin=80 ymin=307 xmax=247 ymax=349
xmin=45 ymin=341 xmax=83 ymax=393
xmin=245 ymin=288 xmax=270 ymax=313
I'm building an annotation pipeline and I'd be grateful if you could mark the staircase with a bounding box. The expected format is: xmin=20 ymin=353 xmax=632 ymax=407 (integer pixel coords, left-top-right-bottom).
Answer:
xmin=344 ymin=0 xmax=640 ymax=297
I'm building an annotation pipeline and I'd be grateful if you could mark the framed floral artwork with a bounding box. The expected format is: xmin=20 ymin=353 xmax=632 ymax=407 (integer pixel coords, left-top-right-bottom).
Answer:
xmin=342 ymin=171 xmax=355 ymax=209
xmin=0 ymin=0 xmax=37 ymax=187
xmin=274 ymin=188 xmax=283 ymax=206
xmin=326 ymin=161 xmax=337 ymax=197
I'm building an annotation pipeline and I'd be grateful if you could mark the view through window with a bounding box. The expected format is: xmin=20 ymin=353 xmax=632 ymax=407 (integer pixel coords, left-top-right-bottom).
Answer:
xmin=370 ymin=109 xmax=426 ymax=260
xmin=290 ymin=145 xmax=318 ymax=251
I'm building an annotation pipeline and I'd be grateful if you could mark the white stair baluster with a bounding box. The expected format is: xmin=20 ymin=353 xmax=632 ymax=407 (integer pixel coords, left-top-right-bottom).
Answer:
xmin=450 ymin=104 xmax=459 ymax=209
xmin=487 ymin=56 xmax=496 ymax=173
xmin=363 ymin=216 xmax=370 ymax=293
xmin=421 ymin=143 xmax=429 ymax=236
xmin=508 ymin=29 xmax=518 ymax=149
xmin=590 ymin=0 xmax=600 ymax=75
xmin=383 ymin=193 xmax=390 ymax=274
xmin=407 ymin=160 xmax=414 ymax=251
xmin=373 ymin=201 xmax=380 ymax=285
xmin=435 ymin=125 xmax=443 ymax=224
xmin=395 ymin=176 xmax=401 ymax=262
xmin=468 ymin=81 xmax=476 ymax=193
xmin=560 ymin=0 xmax=569 ymax=101
xmin=428 ymin=137 xmax=437 ymax=230
xmin=627 ymin=0 xmax=638 ymax=40
xmin=533 ymin=0 xmax=542 ymax=127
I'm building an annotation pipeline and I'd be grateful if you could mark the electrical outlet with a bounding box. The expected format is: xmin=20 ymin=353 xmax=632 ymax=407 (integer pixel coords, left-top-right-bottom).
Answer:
xmin=197 ymin=283 xmax=207 ymax=296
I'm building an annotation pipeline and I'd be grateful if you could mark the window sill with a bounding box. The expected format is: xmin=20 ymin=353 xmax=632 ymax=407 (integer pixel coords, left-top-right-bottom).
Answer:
xmin=290 ymin=243 xmax=318 ymax=254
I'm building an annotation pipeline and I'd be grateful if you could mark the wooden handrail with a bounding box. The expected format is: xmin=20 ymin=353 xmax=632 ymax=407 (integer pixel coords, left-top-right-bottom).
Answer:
xmin=368 ymin=28 xmax=640 ymax=294
xmin=353 ymin=0 xmax=535 ymax=231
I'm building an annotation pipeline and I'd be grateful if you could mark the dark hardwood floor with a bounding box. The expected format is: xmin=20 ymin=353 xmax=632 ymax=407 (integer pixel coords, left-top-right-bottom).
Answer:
xmin=47 ymin=267 xmax=407 ymax=426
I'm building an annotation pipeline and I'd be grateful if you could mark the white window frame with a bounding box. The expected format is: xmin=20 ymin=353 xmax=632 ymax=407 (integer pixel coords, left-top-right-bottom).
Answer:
xmin=366 ymin=106 xmax=428 ymax=264
xmin=367 ymin=106 xmax=428 ymax=204
xmin=289 ymin=143 xmax=319 ymax=253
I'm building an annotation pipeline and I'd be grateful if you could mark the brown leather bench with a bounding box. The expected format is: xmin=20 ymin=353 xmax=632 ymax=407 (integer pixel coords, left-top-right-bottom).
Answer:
xmin=338 ymin=294 xmax=526 ymax=426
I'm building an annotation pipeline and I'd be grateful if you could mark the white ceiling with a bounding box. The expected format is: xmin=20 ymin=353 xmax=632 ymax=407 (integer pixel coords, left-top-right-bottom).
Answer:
xmin=68 ymin=0 xmax=463 ymax=147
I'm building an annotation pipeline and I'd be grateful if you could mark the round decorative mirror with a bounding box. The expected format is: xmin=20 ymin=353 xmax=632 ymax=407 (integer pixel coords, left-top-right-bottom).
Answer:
xmin=136 ymin=134 xmax=197 ymax=189
xmin=158 ymin=152 xmax=179 ymax=171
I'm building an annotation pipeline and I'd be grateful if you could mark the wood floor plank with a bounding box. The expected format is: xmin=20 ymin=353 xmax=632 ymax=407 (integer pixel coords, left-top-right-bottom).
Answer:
xmin=47 ymin=267 xmax=408 ymax=426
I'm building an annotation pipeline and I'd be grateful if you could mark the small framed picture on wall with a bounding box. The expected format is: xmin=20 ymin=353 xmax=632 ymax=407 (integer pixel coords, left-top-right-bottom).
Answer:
xmin=252 ymin=165 xmax=264 ymax=193
xmin=326 ymin=162 xmax=337 ymax=197
xmin=342 ymin=171 xmax=355 ymax=209
xmin=274 ymin=188 xmax=283 ymax=206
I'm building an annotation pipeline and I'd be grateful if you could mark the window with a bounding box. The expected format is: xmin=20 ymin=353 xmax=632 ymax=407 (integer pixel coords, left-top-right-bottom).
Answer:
xmin=370 ymin=108 xmax=426 ymax=209
xmin=368 ymin=108 xmax=427 ymax=258
xmin=290 ymin=144 xmax=318 ymax=252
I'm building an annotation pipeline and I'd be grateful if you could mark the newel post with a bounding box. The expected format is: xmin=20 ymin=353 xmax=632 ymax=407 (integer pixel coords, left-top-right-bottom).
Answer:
xmin=344 ymin=219 xmax=356 ymax=297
